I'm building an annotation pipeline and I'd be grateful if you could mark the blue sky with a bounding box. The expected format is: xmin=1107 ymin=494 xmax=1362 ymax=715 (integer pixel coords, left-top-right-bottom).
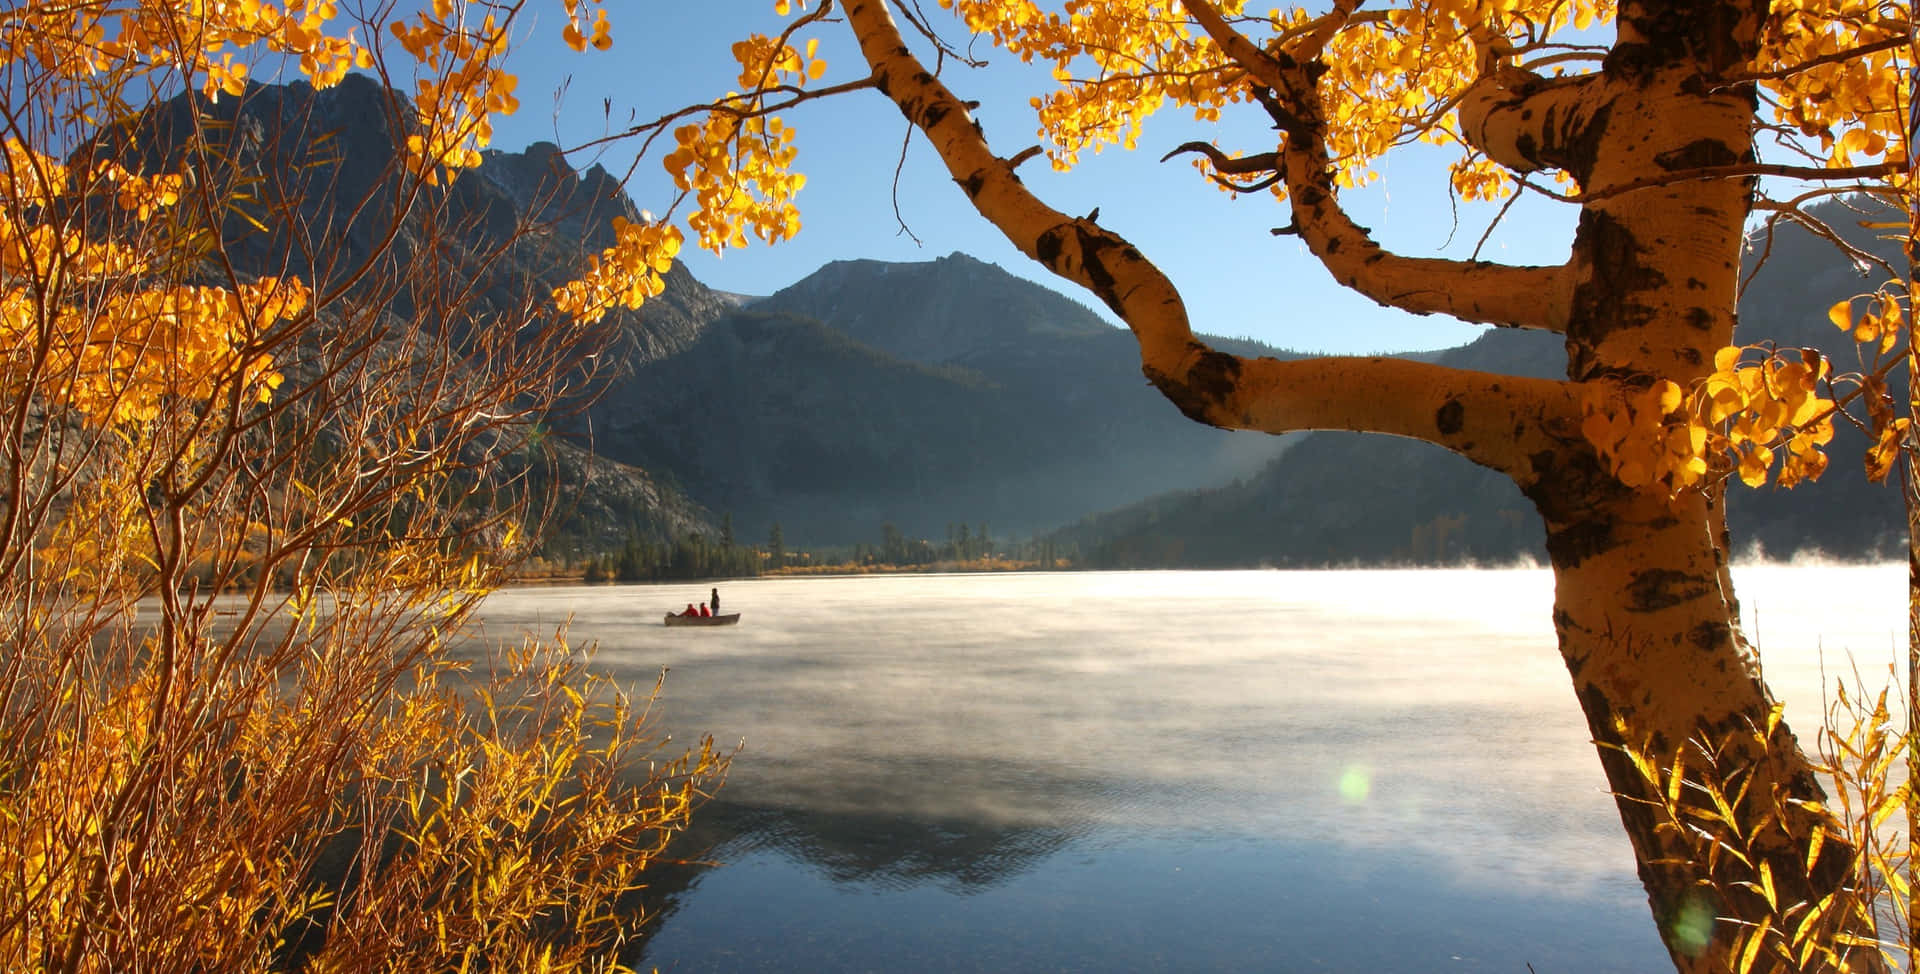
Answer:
xmin=480 ymin=1 xmax=1583 ymax=354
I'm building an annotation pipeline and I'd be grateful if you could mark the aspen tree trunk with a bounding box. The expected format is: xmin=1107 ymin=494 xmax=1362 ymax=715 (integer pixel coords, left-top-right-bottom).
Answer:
xmin=1532 ymin=474 xmax=1859 ymax=971
xmin=1524 ymin=18 xmax=1885 ymax=961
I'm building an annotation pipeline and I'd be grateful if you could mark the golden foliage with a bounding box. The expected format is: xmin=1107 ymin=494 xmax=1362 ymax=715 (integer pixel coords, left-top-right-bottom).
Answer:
xmin=926 ymin=0 xmax=1621 ymax=195
xmin=1756 ymin=0 xmax=1910 ymax=171
xmin=551 ymin=218 xmax=686 ymax=324
xmin=910 ymin=0 xmax=1904 ymax=201
xmin=0 ymin=0 xmax=723 ymax=969
xmin=2 ymin=624 xmax=722 ymax=972
xmin=0 ymin=0 xmax=536 ymax=190
xmin=542 ymin=0 xmax=833 ymax=321
xmin=0 ymin=146 xmax=298 ymax=425
xmin=389 ymin=5 xmax=520 ymax=181
xmin=560 ymin=0 xmax=615 ymax=52
xmin=1611 ymin=670 xmax=1910 ymax=973
xmin=1580 ymin=346 xmax=1836 ymax=494
xmin=664 ymin=109 xmax=808 ymax=253
xmin=1576 ymin=280 xmax=1917 ymax=497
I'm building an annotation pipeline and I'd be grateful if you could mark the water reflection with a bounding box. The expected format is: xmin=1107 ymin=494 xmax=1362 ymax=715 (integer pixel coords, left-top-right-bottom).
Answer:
xmin=687 ymin=800 xmax=1080 ymax=891
xmin=469 ymin=566 xmax=1903 ymax=972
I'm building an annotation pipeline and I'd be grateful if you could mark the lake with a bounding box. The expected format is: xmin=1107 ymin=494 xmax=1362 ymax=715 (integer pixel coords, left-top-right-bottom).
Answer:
xmin=469 ymin=566 xmax=1906 ymax=972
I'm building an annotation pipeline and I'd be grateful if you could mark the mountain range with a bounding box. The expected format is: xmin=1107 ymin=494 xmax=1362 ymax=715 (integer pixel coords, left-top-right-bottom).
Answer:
xmin=121 ymin=77 xmax=1906 ymax=566
xmin=576 ymin=253 xmax=1292 ymax=545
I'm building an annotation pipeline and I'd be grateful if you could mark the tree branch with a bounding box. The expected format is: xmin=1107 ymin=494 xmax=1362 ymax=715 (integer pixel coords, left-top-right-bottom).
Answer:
xmin=1182 ymin=0 xmax=1576 ymax=332
xmin=1736 ymin=34 xmax=1908 ymax=83
xmin=1160 ymin=140 xmax=1278 ymax=176
xmin=564 ymin=76 xmax=880 ymax=156
xmin=1580 ymin=160 xmax=1908 ymax=203
xmin=1160 ymin=141 xmax=1284 ymax=192
xmin=840 ymin=0 xmax=1577 ymax=476
xmin=1144 ymin=352 xmax=1583 ymax=477
xmin=1456 ymin=65 xmax=1604 ymax=179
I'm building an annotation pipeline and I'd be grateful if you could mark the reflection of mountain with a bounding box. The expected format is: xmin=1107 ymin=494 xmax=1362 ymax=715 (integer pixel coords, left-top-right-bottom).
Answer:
xmin=638 ymin=748 xmax=1114 ymax=895
xmin=675 ymin=799 xmax=1080 ymax=893
xmin=614 ymin=797 xmax=1081 ymax=971
xmin=607 ymin=745 xmax=1106 ymax=967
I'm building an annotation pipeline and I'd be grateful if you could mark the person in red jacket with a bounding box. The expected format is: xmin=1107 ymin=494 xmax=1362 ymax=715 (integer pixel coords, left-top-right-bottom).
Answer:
xmin=698 ymin=602 xmax=712 ymax=617
xmin=683 ymin=603 xmax=698 ymax=616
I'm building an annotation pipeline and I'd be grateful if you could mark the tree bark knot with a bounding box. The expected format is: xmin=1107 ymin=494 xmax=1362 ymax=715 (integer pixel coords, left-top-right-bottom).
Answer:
xmin=1143 ymin=348 xmax=1242 ymax=428
xmin=1626 ymin=567 xmax=1713 ymax=612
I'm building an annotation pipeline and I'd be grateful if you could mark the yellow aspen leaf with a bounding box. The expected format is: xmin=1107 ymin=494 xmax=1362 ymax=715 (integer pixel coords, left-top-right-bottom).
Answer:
xmin=1788 ymin=395 xmax=1826 ymax=428
xmin=1616 ymin=459 xmax=1651 ymax=488
xmin=1827 ymin=299 xmax=1853 ymax=330
xmin=1864 ymin=418 xmax=1907 ymax=482
xmin=1653 ymin=379 xmax=1682 ymax=415
xmin=1880 ymin=293 xmax=1906 ymax=328
xmin=1738 ymin=444 xmax=1774 ymax=487
xmin=1851 ymin=314 xmax=1881 ymax=344
xmin=1686 ymin=422 xmax=1708 ymax=454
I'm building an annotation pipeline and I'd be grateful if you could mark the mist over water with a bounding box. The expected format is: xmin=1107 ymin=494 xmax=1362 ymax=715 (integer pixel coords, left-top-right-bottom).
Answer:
xmin=472 ymin=566 xmax=1905 ymax=972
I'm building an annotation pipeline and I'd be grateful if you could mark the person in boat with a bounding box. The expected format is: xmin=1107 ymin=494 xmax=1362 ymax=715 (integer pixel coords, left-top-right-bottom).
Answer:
xmin=698 ymin=602 xmax=712 ymax=618
xmin=683 ymin=603 xmax=699 ymax=617
xmin=711 ymin=587 xmax=720 ymax=614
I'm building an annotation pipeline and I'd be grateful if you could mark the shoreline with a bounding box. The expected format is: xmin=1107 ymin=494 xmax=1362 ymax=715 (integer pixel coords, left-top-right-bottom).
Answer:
xmin=508 ymin=557 xmax=1053 ymax=587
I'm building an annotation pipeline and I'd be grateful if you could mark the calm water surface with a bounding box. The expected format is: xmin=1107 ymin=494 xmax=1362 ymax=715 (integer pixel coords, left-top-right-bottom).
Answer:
xmin=471 ymin=566 xmax=1905 ymax=973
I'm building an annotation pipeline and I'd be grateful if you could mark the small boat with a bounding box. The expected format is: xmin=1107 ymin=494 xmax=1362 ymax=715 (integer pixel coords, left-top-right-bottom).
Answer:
xmin=663 ymin=612 xmax=741 ymax=627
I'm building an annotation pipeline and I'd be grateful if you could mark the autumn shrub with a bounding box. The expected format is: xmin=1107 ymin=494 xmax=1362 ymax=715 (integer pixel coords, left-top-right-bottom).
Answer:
xmin=1612 ymin=663 xmax=1910 ymax=974
xmin=0 ymin=5 xmax=722 ymax=970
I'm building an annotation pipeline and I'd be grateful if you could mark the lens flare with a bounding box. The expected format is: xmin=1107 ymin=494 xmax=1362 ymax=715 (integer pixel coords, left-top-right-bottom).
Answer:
xmin=1667 ymin=890 xmax=1714 ymax=956
xmin=1337 ymin=765 xmax=1371 ymax=803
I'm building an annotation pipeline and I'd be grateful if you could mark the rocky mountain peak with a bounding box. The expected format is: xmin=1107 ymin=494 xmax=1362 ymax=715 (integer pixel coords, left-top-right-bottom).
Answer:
xmin=758 ymin=251 xmax=1115 ymax=367
xmin=477 ymin=142 xmax=641 ymax=251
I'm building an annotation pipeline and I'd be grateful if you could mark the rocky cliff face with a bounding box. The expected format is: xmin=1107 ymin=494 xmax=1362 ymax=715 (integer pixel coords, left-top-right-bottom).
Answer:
xmin=472 ymin=142 xmax=735 ymax=367
xmin=105 ymin=76 xmax=728 ymax=548
xmin=115 ymin=76 xmax=730 ymax=363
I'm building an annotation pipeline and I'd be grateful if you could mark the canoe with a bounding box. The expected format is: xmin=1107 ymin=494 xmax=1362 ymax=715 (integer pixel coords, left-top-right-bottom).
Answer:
xmin=663 ymin=612 xmax=741 ymax=627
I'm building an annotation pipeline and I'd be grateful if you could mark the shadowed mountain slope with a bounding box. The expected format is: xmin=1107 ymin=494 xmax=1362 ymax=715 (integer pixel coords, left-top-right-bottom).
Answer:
xmin=1049 ymin=200 xmax=1906 ymax=567
xmin=582 ymin=255 xmax=1294 ymax=545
